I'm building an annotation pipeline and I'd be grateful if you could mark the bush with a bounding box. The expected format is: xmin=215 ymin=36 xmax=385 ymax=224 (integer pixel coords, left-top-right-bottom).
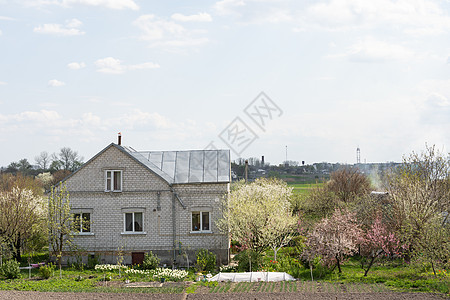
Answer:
xmin=142 ymin=251 xmax=159 ymax=270
xmin=87 ymin=255 xmax=100 ymax=269
xmin=0 ymin=260 xmax=20 ymax=279
xmin=196 ymin=249 xmax=216 ymax=273
xmin=39 ymin=263 xmax=55 ymax=279
xmin=235 ymin=250 xmax=263 ymax=272
xmin=263 ymin=253 xmax=303 ymax=278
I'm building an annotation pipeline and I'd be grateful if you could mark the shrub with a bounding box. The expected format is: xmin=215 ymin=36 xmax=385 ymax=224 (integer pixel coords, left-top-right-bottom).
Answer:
xmin=235 ymin=250 xmax=263 ymax=272
xmin=0 ymin=260 xmax=20 ymax=279
xmin=87 ymin=255 xmax=100 ymax=269
xmin=39 ymin=263 xmax=55 ymax=279
xmin=196 ymin=249 xmax=216 ymax=273
xmin=142 ymin=251 xmax=159 ymax=270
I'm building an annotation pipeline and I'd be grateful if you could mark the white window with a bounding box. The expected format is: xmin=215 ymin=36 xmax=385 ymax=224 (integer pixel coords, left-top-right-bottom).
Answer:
xmin=73 ymin=212 xmax=91 ymax=233
xmin=191 ymin=211 xmax=211 ymax=232
xmin=105 ymin=170 xmax=122 ymax=192
xmin=124 ymin=212 xmax=143 ymax=233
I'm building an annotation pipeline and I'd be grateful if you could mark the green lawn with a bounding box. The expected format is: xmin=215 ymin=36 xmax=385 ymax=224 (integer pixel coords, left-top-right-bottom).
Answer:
xmin=288 ymin=183 xmax=323 ymax=195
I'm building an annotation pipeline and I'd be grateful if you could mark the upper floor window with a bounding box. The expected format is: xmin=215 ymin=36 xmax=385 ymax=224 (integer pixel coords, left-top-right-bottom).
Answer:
xmin=106 ymin=170 xmax=122 ymax=192
xmin=73 ymin=212 xmax=91 ymax=233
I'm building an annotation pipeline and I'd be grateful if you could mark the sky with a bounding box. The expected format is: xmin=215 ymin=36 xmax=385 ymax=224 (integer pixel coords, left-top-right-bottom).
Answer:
xmin=1 ymin=0 xmax=450 ymax=167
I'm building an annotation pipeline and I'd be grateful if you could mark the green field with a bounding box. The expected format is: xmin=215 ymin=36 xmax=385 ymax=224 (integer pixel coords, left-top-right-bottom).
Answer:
xmin=288 ymin=183 xmax=323 ymax=195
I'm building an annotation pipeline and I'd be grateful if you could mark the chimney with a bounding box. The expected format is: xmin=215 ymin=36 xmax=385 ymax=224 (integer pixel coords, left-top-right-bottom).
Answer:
xmin=118 ymin=132 xmax=122 ymax=145
xmin=245 ymin=160 xmax=248 ymax=183
xmin=261 ymin=155 xmax=265 ymax=166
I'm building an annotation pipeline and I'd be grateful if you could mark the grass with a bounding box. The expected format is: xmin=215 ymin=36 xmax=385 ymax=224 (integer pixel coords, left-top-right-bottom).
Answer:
xmin=288 ymin=183 xmax=322 ymax=195
xmin=295 ymin=257 xmax=449 ymax=294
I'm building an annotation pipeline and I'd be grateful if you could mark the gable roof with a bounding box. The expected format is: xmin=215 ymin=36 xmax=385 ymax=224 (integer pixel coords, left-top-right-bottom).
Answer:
xmin=122 ymin=146 xmax=231 ymax=184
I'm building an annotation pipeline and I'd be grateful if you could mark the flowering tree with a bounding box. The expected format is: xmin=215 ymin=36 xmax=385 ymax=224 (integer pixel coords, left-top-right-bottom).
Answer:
xmin=217 ymin=178 xmax=298 ymax=270
xmin=386 ymin=145 xmax=450 ymax=260
xmin=360 ymin=213 xmax=405 ymax=276
xmin=0 ymin=187 xmax=43 ymax=261
xmin=304 ymin=209 xmax=363 ymax=273
xmin=48 ymin=182 xmax=73 ymax=271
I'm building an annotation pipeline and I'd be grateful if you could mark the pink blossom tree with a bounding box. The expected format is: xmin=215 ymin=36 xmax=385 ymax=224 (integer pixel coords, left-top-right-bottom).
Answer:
xmin=304 ymin=209 xmax=363 ymax=273
xmin=360 ymin=213 xmax=405 ymax=276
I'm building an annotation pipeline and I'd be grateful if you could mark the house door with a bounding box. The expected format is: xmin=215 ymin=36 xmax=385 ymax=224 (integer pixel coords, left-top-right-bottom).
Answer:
xmin=132 ymin=252 xmax=144 ymax=265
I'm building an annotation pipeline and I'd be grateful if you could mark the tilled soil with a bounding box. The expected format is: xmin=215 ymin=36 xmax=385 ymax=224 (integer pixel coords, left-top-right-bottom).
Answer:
xmin=0 ymin=291 xmax=446 ymax=300
xmin=0 ymin=281 xmax=447 ymax=300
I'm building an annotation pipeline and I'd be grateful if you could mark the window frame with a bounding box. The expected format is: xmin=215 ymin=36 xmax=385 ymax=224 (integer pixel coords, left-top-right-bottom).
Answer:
xmin=105 ymin=170 xmax=122 ymax=192
xmin=71 ymin=209 xmax=93 ymax=235
xmin=122 ymin=210 xmax=146 ymax=235
xmin=191 ymin=210 xmax=212 ymax=233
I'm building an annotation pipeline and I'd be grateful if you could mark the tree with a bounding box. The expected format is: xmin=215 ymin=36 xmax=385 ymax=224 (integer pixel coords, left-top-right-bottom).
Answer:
xmin=328 ymin=167 xmax=372 ymax=203
xmin=35 ymin=151 xmax=50 ymax=170
xmin=360 ymin=213 xmax=405 ymax=276
xmin=303 ymin=167 xmax=372 ymax=218
xmin=386 ymin=145 xmax=450 ymax=257
xmin=304 ymin=209 xmax=363 ymax=273
xmin=36 ymin=172 xmax=54 ymax=192
xmin=414 ymin=213 xmax=450 ymax=276
xmin=217 ymin=178 xmax=298 ymax=270
xmin=58 ymin=147 xmax=83 ymax=172
xmin=48 ymin=182 xmax=73 ymax=271
xmin=49 ymin=148 xmax=83 ymax=172
xmin=0 ymin=186 xmax=44 ymax=261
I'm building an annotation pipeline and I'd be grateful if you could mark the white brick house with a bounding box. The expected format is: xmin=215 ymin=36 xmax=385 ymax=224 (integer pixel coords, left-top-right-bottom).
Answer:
xmin=62 ymin=141 xmax=230 ymax=266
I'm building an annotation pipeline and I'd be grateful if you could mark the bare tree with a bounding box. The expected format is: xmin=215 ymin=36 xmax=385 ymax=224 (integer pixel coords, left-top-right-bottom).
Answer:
xmin=58 ymin=147 xmax=83 ymax=172
xmin=328 ymin=167 xmax=372 ymax=203
xmin=35 ymin=151 xmax=50 ymax=170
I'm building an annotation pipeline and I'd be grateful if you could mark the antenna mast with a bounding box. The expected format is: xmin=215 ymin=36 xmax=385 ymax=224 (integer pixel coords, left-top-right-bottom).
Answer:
xmin=356 ymin=147 xmax=361 ymax=164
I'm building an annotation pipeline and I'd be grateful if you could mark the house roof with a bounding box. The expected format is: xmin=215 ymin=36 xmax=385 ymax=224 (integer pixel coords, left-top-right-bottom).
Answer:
xmin=122 ymin=146 xmax=231 ymax=184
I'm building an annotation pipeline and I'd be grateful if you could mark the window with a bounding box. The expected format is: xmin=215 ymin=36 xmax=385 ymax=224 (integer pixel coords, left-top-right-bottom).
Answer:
xmin=191 ymin=211 xmax=210 ymax=232
xmin=105 ymin=170 xmax=122 ymax=192
xmin=73 ymin=212 xmax=91 ymax=233
xmin=124 ymin=212 xmax=143 ymax=233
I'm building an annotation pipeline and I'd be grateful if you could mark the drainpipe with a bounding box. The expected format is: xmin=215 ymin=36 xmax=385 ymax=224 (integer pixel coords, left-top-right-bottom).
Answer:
xmin=172 ymin=190 xmax=176 ymax=266
xmin=170 ymin=187 xmax=187 ymax=266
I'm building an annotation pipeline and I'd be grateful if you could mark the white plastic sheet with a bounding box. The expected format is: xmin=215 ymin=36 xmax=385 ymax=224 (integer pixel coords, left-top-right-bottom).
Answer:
xmin=208 ymin=272 xmax=295 ymax=282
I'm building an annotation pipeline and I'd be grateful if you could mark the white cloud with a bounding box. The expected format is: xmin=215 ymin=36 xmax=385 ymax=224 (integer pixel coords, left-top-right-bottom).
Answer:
xmin=329 ymin=37 xmax=415 ymax=63
xmin=214 ymin=0 xmax=246 ymax=16
xmin=67 ymin=62 xmax=86 ymax=69
xmin=21 ymin=0 xmax=138 ymax=10
xmin=48 ymin=79 xmax=65 ymax=87
xmin=34 ymin=19 xmax=85 ymax=36
xmin=0 ymin=81 xmax=6 ymax=85
xmin=133 ymin=14 xmax=209 ymax=50
xmin=63 ymin=0 xmax=138 ymax=10
xmin=304 ymin=0 xmax=450 ymax=35
xmin=118 ymin=110 xmax=174 ymax=129
xmin=0 ymin=16 xmax=15 ymax=21
xmin=128 ymin=62 xmax=160 ymax=70
xmin=171 ymin=13 xmax=212 ymax=22
xmin=95 ymin=57 xmax=160 ymax=74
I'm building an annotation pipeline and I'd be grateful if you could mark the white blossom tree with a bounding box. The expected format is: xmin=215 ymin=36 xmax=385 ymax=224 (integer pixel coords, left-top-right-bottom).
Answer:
xmin=217 ymin=178 xmax=298 ymax=269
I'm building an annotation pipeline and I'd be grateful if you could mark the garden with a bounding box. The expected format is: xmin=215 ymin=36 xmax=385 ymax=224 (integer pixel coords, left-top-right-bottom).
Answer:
xmin=0 ymin=146 xmax=449 ymax=296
